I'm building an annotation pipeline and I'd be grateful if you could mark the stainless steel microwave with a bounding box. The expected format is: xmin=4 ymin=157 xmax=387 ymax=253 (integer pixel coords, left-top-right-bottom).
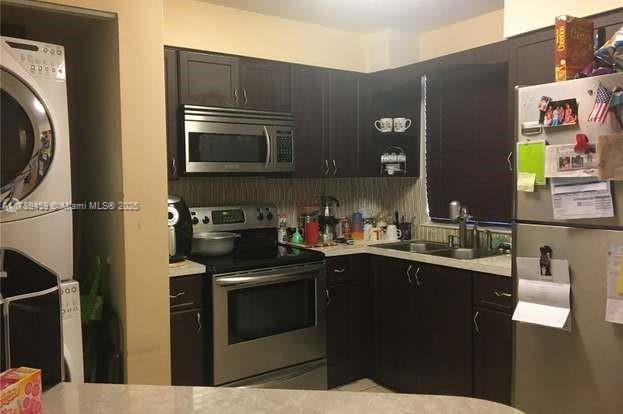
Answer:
xmin=182 ymin=106 xmax=295 ymax=174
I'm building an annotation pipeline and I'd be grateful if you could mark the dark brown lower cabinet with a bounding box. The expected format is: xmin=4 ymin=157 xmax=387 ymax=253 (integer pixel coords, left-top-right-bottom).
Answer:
xmin=326 ymin=255 xmax=371 ymax=388
xmin=170 ymin=308 xmax=205 ymax=385
xmin=473 ymin=307 xmax=512 ymax=405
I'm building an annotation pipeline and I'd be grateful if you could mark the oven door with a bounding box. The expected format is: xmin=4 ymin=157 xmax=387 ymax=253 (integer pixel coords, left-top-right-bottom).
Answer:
xmin=212 ymin=261 xmax=326 ymax=385
xmin=184 ymin=120 xmax=275 ymax=173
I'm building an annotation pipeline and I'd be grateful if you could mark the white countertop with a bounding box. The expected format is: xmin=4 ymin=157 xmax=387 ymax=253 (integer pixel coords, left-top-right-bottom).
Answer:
xmin=307 ymin=241 xmax=511 ymax=277
xmin=42 ymin=382 xmax=522 ymax=414
xmin=168 ymin=259 xmax=206 ymax=278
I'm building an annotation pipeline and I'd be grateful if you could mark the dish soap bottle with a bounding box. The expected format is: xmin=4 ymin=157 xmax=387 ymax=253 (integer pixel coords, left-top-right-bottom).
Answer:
xmin=290 ymin=228 xmax=304 ymax=245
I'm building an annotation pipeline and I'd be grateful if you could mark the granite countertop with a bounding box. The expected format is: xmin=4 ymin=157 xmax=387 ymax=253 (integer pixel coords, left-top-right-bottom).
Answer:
xmin=43 ymin=383 xmax=522 ymax=414
xmin=308 ymin=241 xmax=511 ymax=277
xmin=168 ymin=259 xmax=206 ymax=278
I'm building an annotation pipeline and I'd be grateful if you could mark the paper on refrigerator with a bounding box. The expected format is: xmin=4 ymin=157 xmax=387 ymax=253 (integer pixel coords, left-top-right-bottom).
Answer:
xmin=550 ymin=178 xmax=614 ymax=220
xmin=512 ymin=257 xmax=571 ymax=330
xmin=605 ymin=245 xmax=623 ymax=324
xmin=545 ymin=144 xmax=598 ymax=178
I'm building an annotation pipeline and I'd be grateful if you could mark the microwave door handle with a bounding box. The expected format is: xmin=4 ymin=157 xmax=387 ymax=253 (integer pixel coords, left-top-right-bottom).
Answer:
xmin=263 ymin=126 xmax=271 ymax=167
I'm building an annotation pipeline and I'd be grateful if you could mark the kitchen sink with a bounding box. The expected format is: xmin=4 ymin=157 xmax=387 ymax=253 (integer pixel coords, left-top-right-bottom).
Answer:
xmin=427 ymin=248 xmax=498 ymax=260
xmin=374 ymin=240 xmax=449 ymax=253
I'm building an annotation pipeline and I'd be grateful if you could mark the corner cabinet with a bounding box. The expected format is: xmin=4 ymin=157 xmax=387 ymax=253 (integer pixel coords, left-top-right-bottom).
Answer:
xmin=291 ymin=65 xmax=360 ymax=178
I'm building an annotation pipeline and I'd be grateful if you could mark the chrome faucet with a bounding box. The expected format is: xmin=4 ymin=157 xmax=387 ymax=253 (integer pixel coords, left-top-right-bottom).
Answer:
xmin=449 ymin=201 xmax=472 ymax=248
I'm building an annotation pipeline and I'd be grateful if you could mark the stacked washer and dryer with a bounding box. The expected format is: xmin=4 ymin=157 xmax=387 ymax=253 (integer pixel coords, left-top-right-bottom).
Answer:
xmin=1 ymin=36 xmax=83 ymax=384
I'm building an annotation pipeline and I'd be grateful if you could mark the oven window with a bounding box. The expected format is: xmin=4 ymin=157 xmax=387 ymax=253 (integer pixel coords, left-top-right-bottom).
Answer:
xmin=228 ymin=279 xmax=316 ymax=344
xmin=188 ymin=132 xmax=267 ymax=163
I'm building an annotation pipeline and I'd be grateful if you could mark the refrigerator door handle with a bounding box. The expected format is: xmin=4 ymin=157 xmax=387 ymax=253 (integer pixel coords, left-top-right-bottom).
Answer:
xmin=473 ymin=310 xmax=480 ymax=333
xmin=507 ymin=152 xmax=513 ymax=172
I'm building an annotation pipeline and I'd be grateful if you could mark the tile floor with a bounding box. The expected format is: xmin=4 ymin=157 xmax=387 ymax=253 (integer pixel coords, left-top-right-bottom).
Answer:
xmin=332 ymin=378 xmax=394 ymax=393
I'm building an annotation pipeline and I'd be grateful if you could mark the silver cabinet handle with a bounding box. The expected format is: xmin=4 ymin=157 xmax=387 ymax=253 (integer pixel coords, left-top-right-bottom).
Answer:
xmin=494 ymin=291 xmax=512 ymax=298
xmin=196 ymin=312 xmax=202 ymax=333
xmin=507 ymin=152 xmax=513 ymax=172
xmin=170 ymin=157 xmax=177 ymax=176
xmin=324 ymin=160 xmax=330 ymax=176
xmin=242 ymin=88 xmax=248 ymax=105
xmin=406 ymin=264 xmax=413 ymax=284
xmin=414 ymin=266 xmax=422 ymax=287
xmin=332 ymin=159 xmax=337 ymax=176
xmin=325 ymin=289 xmax=331 ymax=306
xmin=233 ymin=88 xmax=239 ymax=104
xmin=473 ymin=310 xmax=480 ymax=333
xmin=332 ymin=268 xmax=346 ymax=273
xmin=169 ymin=291 xmax=186 ymax=299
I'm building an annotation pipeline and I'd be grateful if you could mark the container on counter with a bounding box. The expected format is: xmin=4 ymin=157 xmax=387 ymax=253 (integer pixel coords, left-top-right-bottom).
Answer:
xmin=351 ymin=211 xmax=364 ymax=240
xmin=340 ymin=217 xmax=352 ymax=240
xmin=304 ymin=219 xmax=319 ymax=246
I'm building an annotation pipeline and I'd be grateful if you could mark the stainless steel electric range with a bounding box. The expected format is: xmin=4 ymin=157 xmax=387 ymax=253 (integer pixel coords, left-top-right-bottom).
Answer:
xmin=189 ymin=204 xmax=327 ymax=390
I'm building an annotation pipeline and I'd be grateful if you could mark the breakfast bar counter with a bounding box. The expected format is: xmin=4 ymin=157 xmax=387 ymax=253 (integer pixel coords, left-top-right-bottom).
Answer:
xmin=43 ymin=383 xmax=522 ymax=414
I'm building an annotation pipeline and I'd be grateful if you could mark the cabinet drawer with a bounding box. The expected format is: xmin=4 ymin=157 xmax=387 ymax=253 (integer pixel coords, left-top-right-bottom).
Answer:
xmin=170 ymin=275 xmax=203 ymax=311
xmin=327 ymin=256 xmax=354 ymax=285
xmin=473 ymin=273 xmax=513 ymax=312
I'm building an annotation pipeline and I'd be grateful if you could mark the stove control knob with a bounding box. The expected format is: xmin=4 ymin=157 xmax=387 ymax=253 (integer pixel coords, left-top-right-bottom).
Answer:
xmin=266 ymin=212 xmax=274 ymax=220
xmin=202 ymin=216 xmax=209 ymax=224
xmin=257 ymin=212 xmax=264 ymax=220
xmin=192 ymin=217 xmax=199 ymax=225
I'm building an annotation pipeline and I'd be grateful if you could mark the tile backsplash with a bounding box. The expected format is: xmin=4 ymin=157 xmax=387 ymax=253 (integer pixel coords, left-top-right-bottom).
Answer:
xmin=168 ymin=176 xmax=423 ymax=226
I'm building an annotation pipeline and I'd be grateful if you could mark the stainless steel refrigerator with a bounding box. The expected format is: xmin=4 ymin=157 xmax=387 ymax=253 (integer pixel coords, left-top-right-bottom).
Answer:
xmin=514 ymin=72 xmax=623 ymax=414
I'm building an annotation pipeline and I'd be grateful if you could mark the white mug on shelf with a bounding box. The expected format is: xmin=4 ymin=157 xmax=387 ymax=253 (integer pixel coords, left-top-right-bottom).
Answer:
xmin=374 ymin=118 xmax=393 ymax=133
xmin=393 ymin=117 xmax=412 ymax=132
xmin=385 ymin=224 xmax=402 ymax=241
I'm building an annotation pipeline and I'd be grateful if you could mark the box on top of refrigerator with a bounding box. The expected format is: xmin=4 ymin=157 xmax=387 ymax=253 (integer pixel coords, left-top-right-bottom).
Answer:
xmin=554 ymin=15 xmax=594 ymax=81
xmin=0 ymin=367 xmax=42 ymax=414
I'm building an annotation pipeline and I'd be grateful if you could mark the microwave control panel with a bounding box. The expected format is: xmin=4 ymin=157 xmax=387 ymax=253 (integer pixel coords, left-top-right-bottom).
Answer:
xmin=276 ymin=131 xmax=293 ymax=163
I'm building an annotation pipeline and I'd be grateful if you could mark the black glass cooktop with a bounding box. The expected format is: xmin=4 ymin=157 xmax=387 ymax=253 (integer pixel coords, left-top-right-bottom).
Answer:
xmin=190 ymin=244 xmax=325 ymax=274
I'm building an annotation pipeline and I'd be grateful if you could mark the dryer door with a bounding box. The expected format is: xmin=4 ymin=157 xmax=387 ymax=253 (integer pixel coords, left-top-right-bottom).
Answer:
xmin=1 ymin=68 xmax=54 ymax=208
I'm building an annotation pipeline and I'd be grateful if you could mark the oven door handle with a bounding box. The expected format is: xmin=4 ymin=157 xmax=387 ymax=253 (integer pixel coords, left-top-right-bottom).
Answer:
xmin=263 ymin=126 xmax=271 ymax=167
xmin=215 ymin=268 xmax=320 ymax=288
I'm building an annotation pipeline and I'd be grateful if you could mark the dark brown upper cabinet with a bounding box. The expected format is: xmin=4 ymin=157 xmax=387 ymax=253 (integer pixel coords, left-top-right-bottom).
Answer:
xmin=291 ymin=65 xmax=360 ymax=178
xmin=239 ymin=58 xmax=291 ymax=112
xmin=178 ymin=50 xmax=240 ymax=107
xmin=177 ymin=50 xmax=291 ymax=112
xmin=164 ymin=47 xmax=181 ymax=179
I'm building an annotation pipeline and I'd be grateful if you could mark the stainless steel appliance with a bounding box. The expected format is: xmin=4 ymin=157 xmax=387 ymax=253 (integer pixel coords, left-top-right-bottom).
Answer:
xmin=513 ymin=73 xmax=623 ymax=413
xmin=183 ymin=106 xmax=295 ymax=174
xmin=189 ymin=204 xmax=327 ymax=390
xmin=168 ymin=195 xmax=192 ymax=263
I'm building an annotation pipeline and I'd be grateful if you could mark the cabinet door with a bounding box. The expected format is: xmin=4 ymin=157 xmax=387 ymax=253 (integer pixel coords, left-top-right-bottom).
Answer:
xmin=473 ymin=307 xmax=512 ymax=405
xmin=327 ymin=281 xmax=361 ymax=388
xmin=327 ymin=70 xmax=359 ymax=177
xmin=178 ymin=51 xmax=240 ymax=107
xmin=372 ymin=256 xmax=417 ymax=393
xmin=164 ymin=47 xmax=180 ymax=179
xmin=240 ymin=58 xmax=291 ymax=112
xmin=416 ymin=264 xmax=472 ymax=396
xmin=291 ymin=65 xmax=328 ymax=178
xmin=170 ymin=309 xmax=204 ymax=385
xmin=509 ymin=28 xmax=554 ymax=87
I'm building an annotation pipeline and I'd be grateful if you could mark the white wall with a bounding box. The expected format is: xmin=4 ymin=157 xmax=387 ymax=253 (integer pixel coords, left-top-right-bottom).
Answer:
xmin=504 ymin=0 xmax=623 ymax=37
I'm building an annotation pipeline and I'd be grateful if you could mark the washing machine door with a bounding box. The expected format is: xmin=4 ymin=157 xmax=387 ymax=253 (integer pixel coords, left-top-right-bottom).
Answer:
xmin=0 ymin=68 xmax=54 ymax=208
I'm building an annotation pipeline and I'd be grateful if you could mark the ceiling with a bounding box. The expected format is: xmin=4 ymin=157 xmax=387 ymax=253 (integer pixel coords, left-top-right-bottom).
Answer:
xmin=199 ymin=0 xmax=504 ymax=34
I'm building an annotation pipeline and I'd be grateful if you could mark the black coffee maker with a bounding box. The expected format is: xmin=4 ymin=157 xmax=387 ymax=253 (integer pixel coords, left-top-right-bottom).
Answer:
xmin=168 ymin=195 xmax=193 ymax=263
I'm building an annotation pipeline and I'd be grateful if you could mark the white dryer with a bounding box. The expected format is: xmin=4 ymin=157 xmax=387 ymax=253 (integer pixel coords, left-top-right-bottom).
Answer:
xmin=1 ymin=36 xmax=72 ymax=280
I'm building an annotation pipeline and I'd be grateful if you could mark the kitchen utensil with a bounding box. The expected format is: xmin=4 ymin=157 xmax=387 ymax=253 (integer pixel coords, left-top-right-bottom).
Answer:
xmin=393 ymin=117 xmax=412 ymax=132
xmin=192 ymin=232 xmax=239 ymax=256
xmin=168 ymin=195 xmax=193 ymax=263
xmin=351 ymin=211 xmax=364 ymax=240
xmin=374 ymin=118 xmax=393 ymax=132
xmin=385 ymin=224 xmax=402 ymax=241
